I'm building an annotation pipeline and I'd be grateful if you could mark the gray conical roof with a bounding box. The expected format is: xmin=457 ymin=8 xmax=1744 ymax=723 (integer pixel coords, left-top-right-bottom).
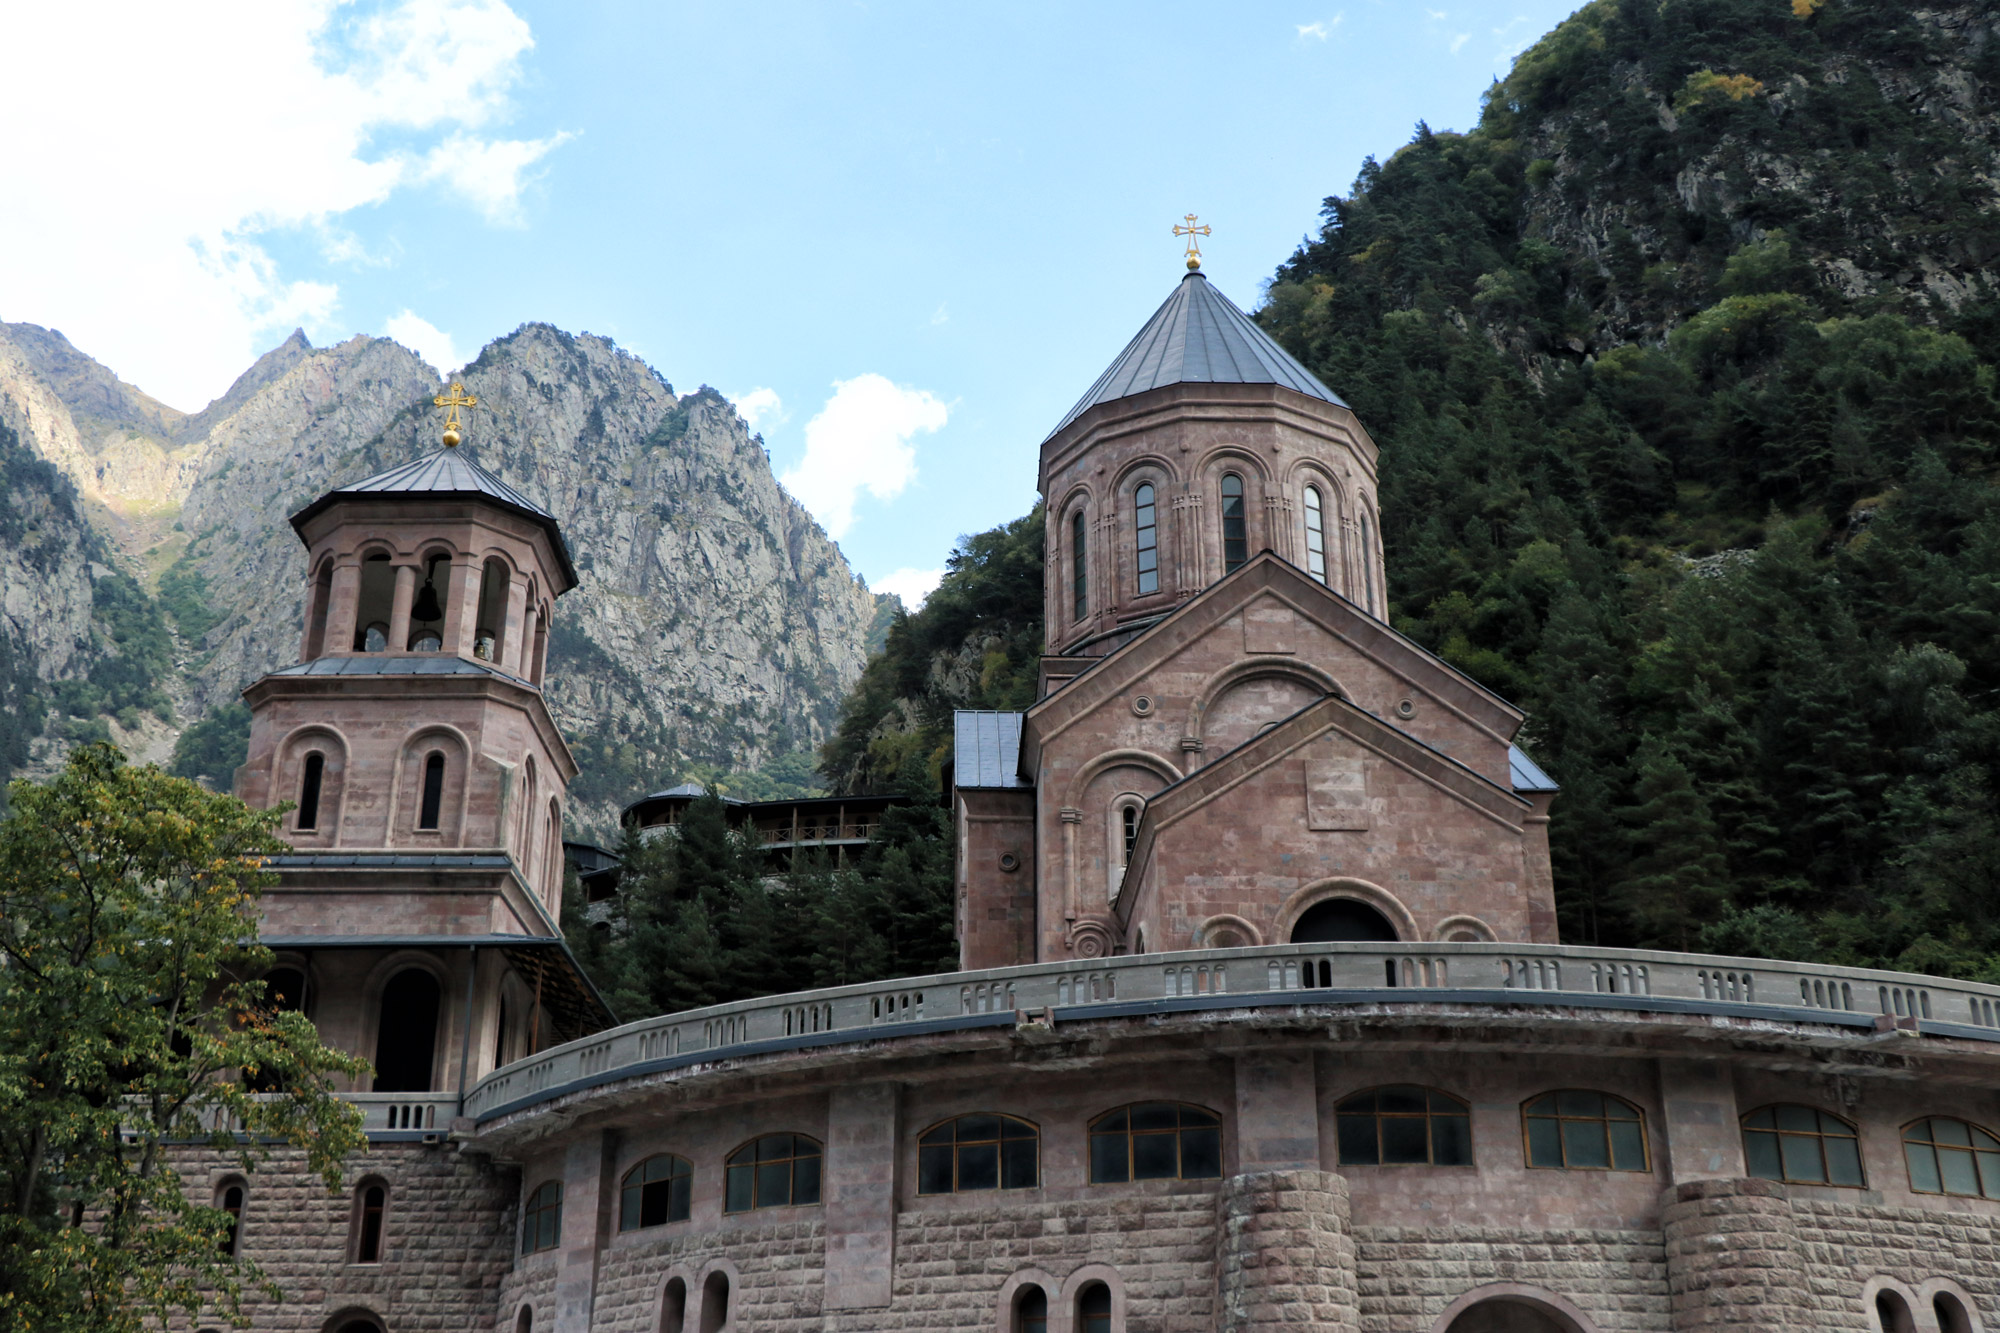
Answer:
xmin=1046 ymin=271 xmax=1345 ymax=441
xmin=289 ymin=448 xmax=575 ymax=587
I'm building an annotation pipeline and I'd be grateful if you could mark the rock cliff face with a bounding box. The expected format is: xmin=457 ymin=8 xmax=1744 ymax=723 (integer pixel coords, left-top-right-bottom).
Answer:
xmin=0 ymin=321 xmax=884 ymax=834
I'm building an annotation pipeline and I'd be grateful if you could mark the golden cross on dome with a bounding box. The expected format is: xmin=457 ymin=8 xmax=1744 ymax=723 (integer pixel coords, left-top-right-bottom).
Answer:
xmin=1173 ymin=213 xmax=1212 ymax=270
xmin=433 ymin=382 xmax=478 ymax=448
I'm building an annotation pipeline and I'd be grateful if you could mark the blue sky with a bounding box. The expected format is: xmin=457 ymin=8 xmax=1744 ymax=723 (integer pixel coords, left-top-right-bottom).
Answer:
xmin=0 ymin=0 xmax=1586 ymax=603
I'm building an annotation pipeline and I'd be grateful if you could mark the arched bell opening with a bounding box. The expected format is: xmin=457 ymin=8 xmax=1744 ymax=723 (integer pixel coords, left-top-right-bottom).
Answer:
xmin=1291 ymin=897 xmax=1397 ymax=944
xmin=1445 ymin=1300 xmax=1579 ymax=1333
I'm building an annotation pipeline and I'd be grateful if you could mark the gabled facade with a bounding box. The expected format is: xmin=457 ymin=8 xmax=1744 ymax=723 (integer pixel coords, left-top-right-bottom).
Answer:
xmin=953 ymin=270 xmax=1558 ymax=968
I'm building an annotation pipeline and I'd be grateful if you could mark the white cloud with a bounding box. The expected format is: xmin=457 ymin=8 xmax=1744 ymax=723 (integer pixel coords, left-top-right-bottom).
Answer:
xmin=874 ymin=567 xmax=946 ymax=608
xmin=0 ymin=0 xmax=567 ymax=410
xmin=1451 ymin=31 xmax=1471 ymax=52
xmin=778 ymin=374 xmax=948 ymax=540
xmin=930 ymin=303 xmax=950 ymax=326
xmin=1295 ymin=17 xmax=1342 ymax=39
xmin=384 ymin=310 xmax=462 ymax=372
xmin=731 ymin=387 xmax=786 ymax=432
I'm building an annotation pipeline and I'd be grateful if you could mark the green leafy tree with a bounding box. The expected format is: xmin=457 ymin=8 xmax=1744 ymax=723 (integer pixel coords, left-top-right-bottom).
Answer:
xmin=0 ymin=745 xmax=369 ymax=1333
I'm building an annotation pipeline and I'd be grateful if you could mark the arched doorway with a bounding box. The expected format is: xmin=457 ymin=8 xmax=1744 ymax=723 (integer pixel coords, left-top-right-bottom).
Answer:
xmin=373 ymin=968 xmax=442 ymax=1092
xmin=1446 ymin=1299 xmax=1579 ymax=1333
xmin=1291 ymin=897 xmax=1397 ymax=943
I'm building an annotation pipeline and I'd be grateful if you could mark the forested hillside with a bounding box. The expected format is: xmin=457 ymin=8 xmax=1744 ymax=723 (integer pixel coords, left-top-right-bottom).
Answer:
xmin=825 ymin=0 xmax=2000 ymax=979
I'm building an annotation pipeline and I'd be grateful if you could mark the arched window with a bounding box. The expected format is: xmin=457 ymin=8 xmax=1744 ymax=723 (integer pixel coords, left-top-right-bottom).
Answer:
xmin=619 ymin=1154 xmax=693 ymax=1230
xmin=1876 ymin=1291 xmax=1916 ymax=1333
xmin=1934 ymin=1292 xmax=1975 ymax=1333
xmin=475 ymin=557 xmax=510 ymax=663
xmin=1741 ymin=1105 xmax=1864 ymax=1186
xmin=1303 ymin=485 xmax=1327 ymax=585
xmin=1134 ymin=484 xmax=1158 ymax=595
xmin=1122 ymin=806 xmax=1139 ymax=860
xmin=297 ymin=753 xmax=325 ymax=831
xmin=1359 ymin=510 xmax=1376 ymax=611
xmin=417 ymin=752 xmax=446 ymax=830
xmin=216 ymin=1181 xmax=245 ymax=1256
xmin=351 ymin=1182 xmax=386 ymax=1263
xmin=917 ymin=1114 xmax=1039 ymax=1194
xmin=699 ymin=1271 xmax=729 ymax=1333
xmin=351 ymin=553 xmax=395 ymax=652
xmin=1336 ymin=1086 xmax=1473 ymax=1166
xmin=263 ymin=966 xmax=307 ymax=1013
xmin=1077 ymin=1282 xmax=1112 ymax=1333
xmin=408 ymin=554 xmax=449 ymax=651
xmin=1108 ymin=795 xmax=1145 ymax=902
xmin=660 ymin=1278 xmax=688 ymax=1333
xmin=372 ymin=968 xmax=442 ymax=1093
xmin=515 ymin=1308 xmax=533 ymax=1333
xmin=724 ymin=1134 xmax=822 ymax=1212
xmin=1903 ymin=1117 xmax=2000 ymax=1198
xmin=1088 ymin=1103 xmax=1222 ymax=1183
xmin=1523 ymin=1091 xmax=1648 ymax=1171
xmin=1014 ymin=1286 xmax=1048 ymax=1333
xmin=1291 ymin=897 xmax=1397 ymax=943
xmin=1071 ymin=508 xmax=1088 ymax=623
xmin=521 ymin=1181 xmax=562 ymax=1255
xmin=305 ymin=559 xmax=334 ymax=659
xmin=1219 ymin=473 xmax=1246 ymax=573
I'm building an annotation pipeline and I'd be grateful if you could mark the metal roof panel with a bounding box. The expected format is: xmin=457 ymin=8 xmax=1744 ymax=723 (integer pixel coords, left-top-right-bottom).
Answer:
xmin=1509 ymin=745 xmax=1560 ymax=793
xmin=954 ymin=711 xmax=1027 ymax=790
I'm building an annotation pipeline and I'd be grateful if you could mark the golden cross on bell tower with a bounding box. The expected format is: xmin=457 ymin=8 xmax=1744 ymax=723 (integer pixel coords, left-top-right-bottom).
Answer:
xmin=1173 ymin=213 xmax=1212 ymax=271
xmin=433 ymin=382 xmax=478 ymax=448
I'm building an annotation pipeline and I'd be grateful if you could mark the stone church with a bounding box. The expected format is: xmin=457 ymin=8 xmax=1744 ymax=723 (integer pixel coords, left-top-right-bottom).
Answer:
xmin=196 ymin=263 xmax=2000 ymax=1333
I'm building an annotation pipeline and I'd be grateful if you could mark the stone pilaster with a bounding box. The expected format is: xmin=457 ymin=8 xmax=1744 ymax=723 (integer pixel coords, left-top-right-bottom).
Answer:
xmin=1217 ymin=1169 xmax=1357 ymax=1332
xmin=1661 ymin=1177 xmax=1811 ymax=1330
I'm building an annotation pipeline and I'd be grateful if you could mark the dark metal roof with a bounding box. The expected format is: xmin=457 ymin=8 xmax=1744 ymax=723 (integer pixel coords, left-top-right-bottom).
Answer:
xmin=266 ymin=852 xmax=513 ymax=870
xmin=1046 ymin=271 xmax=1346 ymax=440
xmin=1509 ymin=745 xmax=1560 ymax=793
xmin=953 ymin=711 xmax=1027 ymax=790
xmin=265 ymin=655 xmax=535 ymax=683
xmin=287 ymin=447 xmax=577 ymax=588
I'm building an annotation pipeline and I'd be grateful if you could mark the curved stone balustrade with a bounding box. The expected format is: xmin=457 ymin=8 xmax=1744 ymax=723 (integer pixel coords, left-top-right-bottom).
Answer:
xmin=462 ymin=940 xmax=2000 ymax=1125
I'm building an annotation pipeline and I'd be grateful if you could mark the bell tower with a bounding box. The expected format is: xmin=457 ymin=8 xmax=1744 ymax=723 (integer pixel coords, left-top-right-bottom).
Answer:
xmin=232 ymin=387 xmax=611 ymax=1108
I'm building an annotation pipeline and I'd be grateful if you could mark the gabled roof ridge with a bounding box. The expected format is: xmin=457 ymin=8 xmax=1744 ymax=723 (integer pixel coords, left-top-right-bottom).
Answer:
xmin=1044 ymin=272 xmax=1346 ymax=442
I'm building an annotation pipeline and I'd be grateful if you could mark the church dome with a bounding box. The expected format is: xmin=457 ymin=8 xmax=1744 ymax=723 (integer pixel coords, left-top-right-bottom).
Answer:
xmin=1045 ymin=270 xmax=1345 ymax=440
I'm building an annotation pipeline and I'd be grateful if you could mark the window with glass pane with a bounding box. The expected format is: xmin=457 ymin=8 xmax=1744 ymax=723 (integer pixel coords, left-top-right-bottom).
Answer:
xmin=1088 ymin=1103 xmax=1223 ymax=1182
xmin=1015 ymin=1286 xmax=1048 ymax=1333
xmin=619 ymin=1154 xmax=693 ymax=1230
xmin=1220 ymin=474 xmax=1247 ymax=573
xmin=1303 ymin=486 xmax=1327 ymax=584
xmin=1135 ymin=484 xmax=1159 ymax=595
xmin=1741 ymin=1105 xmax=1865 ymax=1186
xmin=1903 ymin=1118 xmax=2000 ymax=1199
xmin=917 ymin=1114 xmax=1039 ymax=1194
xmin=1071 ymin=509 xmax=1088 ymax=622
xmin=1077 ymin=1283 xmax=1112 ymax=1333
xmin=724 ymin=1134 xmax=823 ymax=1212
xmin=1121 ymin=806 xmax=1139 ymax=861
xmin=522 ymin=1181 xmax=562 ymax=1254
xmin=1523 ymin=1091 xmax=1648 ymax=1171
xmin=1336 ymin=1086 xmax=1474 ymax=1166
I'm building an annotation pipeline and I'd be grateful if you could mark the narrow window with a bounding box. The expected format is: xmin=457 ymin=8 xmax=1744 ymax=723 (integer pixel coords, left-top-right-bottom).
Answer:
xmin=418 ymin=752 xmax=445 ymax=830
xmin=408 ymin=554 xmax=448 ymax=651
xmin=1523 ymin=1091 xmax=1648 ymax=1171
xmin=1077 ymin=1283 xmax=1112 ymax=1333
xmin=917 ymin=1115 xmax=1039 ymax=1194
xmin=305 ymin=560 xmax=334 ymax=659
xmin=1122 ymin=805 xmax=1139 ymax=861
xmin=1741 ymin=1105 xmax=1864 ymax=1186
xmin=297 ymin=754 xmax=325 ymax=831
xmin=515 ymin=1310 xmax=533 ymax=1333
xmin=724 ymin=1134 xmax=822 ymax=1212
xmin=1934 ymin=1293 xmax=1974 ymax=1333
xmin=522 ymin=1181 xmax=562 ymax=1255
xmin=1359 ymin=510 xmax=1376 ymax=611
xmin=1303 ymin=486 xmax=1327 ymax=585
xmin=1220 ymin=473 xmax=1246 ymax=573
xmin=699 ymin=1272 xmax=729 ymax=1333
xmin=1877 ymin=1292 xmax=1916 ymax=1333
xmin=217 ymin=1183 xmax=245 ymax=1256
xmin=1071 ymin=508 xmax=1088 ymax=623
xmin=661 ymin=1278 xmax=688 ymax=1333
xmin=1088 ymin=1103 xmax=1222 ymax=1183
xmin=1015 ymin=1286 xmax=1048 ymax=1333
xmin=351 ymin=554 xmax=395 ymax=652
xmin=354 ymin=1184 xmax=386 ymax=1263
xmin=1134 ymin=483 xmax=1158 ymax=595
xmin=1336 ymin=1086 xmax=1473 ymax=1166
xmin=1903 ymin=1117 xmax=2000 ymax=1198
xmin=619 ymin=1154 xmax=693 ymax=1230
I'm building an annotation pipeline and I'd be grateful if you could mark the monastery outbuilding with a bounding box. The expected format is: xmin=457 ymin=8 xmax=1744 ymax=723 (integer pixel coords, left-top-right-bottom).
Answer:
xmin=189 ymin=260 xmax=2000 ymax=1333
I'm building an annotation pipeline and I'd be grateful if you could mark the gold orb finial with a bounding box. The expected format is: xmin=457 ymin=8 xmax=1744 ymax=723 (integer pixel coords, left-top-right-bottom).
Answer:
xmin=433 ymin=382 xmax=478 ymax=448
xmin=1173 ymin=213 xmax=1212 ymax=270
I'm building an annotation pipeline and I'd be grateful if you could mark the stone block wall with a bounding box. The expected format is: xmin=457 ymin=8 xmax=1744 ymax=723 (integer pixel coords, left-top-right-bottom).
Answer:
xmin=1660 ymin=1178 xmax=1812 ymax=1330
xmin=1792 ymin=1197 xmax=2000 ymax=1330
xmin=1354 ymin=1225 xmax=1670 ymax=1332
xmin=1218 ymin=1170 xmax=1356 ymax=1332
xmin=172 ymin=1141 xmax=519 ymax=1332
